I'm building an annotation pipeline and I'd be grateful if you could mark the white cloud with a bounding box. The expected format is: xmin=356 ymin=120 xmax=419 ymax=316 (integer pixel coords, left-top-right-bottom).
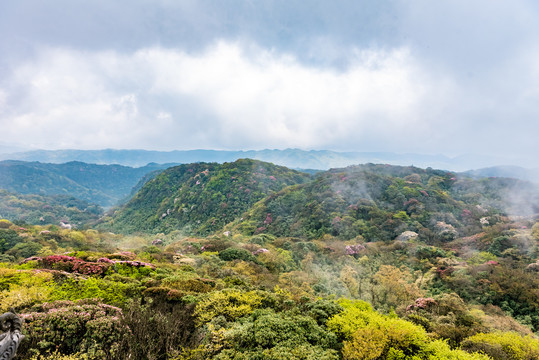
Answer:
xmin=2 ymin=41 xmax=455 ymax=152
xmin=1 ymin=39 xmax=538 ymax=167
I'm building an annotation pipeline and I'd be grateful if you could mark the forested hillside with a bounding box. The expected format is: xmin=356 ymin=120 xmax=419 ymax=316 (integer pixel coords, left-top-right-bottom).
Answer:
xmin=0 ymin=161 xmax=171 ymax=207
xmin=103 ymin=159 xmax=311 ymax=235
xmin=0 ymin=189 xmax=103 ymax=226
xmin=231 ymin=164 xmax=539 ymax=241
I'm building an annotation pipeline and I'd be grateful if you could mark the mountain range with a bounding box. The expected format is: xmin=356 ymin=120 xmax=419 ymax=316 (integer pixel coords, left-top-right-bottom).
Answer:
xmin=101 ymin=160 xmax=539 ymax=241
xmin=2 ymin=148 xmax=536 ymax=174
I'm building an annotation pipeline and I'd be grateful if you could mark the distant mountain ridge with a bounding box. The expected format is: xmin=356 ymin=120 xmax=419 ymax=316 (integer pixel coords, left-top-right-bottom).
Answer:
xmin=462 ymin=165 xmax=539 ymax=183
xmin=0 ymin=148 xmax=529 ymax=172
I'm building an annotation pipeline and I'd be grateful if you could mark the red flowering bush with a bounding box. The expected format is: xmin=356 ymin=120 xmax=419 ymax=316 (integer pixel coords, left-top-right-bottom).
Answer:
xmin=23 ymin=254 xmax=154 ymax=277
xmin=40 ymin=255 xmax=79 ymax=272
xmin=72 ymin=261 xmax=112 ymax=276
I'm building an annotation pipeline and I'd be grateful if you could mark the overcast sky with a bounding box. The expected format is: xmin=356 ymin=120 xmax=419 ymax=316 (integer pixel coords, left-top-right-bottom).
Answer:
xmin=0 ymin=0 xmax=538 ymax=166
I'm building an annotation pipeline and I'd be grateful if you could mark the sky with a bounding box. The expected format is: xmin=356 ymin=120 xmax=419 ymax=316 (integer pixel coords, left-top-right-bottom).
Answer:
xmin=0 ymin=0 xmax=538 ymax=167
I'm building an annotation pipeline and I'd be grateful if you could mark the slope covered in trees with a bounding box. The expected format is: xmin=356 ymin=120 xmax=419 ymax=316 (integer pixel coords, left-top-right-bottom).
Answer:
xmin=0 ymin=160 xmax=171 ymax=207
xmin=229 ymin=164 xmax=539 ymax=242
xmin=103 ymin=159 xmax=311 ymax=235
xmin=0 ymin=160 xmax=537 ymax=359
xmin=0 ymin=189 xmax=103 ymax=227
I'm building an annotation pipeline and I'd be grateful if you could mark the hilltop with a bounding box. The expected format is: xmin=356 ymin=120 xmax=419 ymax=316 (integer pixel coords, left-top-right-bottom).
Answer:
xmin=104 ymin=161 xmax=539 ymax=243
xmin=230 ymin=164 xmax=539 ymax=241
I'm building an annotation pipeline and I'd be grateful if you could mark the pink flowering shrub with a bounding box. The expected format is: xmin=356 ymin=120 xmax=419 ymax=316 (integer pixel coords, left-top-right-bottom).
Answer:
xmin=406 ymin=297 xmax=438 ymax=312
xmin=264 ymin=213 xmax=273 ymax=225
xmin=345 ymin=244 xmax=366 ymax=256
xmin=19 ymin=299 xmax=126 ymax=359
xmin=254 ymin=226 xmax=267 ymax=234
xmin=252 ymin=248 xmax=269 ymax=255
xmin=40 ymin=255 xmax=79 ymax=272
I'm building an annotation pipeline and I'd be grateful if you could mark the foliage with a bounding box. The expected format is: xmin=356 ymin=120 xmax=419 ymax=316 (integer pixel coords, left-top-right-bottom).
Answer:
xmin=0 ymin=190 xmax=103 ymax=226
xmin=119 ymin=299 xmax=196 ymax=360
xmin=19 ymin=299 xmax=125 ymax=359
xmin=218 ymin=247 xmax=257 ymax=263
xmin=214 ymin=309 xmax=340 ymax=360
xmin=462 ymin=331 xmax=539 ymax=360
xmin=103 ymin=159 xmax=311 ymax=235
xmin=0 ymin=160 xmax=169 ymax=207
xmin=328 ymin=299 xmax=493 ymax=360
xmin=194 ymin=289 xmax=265 ymax=324
xmin=0 ymin=161 xmax=537 ymax=359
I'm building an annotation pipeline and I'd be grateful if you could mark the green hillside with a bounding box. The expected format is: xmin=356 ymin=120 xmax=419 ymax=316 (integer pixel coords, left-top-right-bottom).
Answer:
xmin=0 ymin=160 xmax=171 ymax=207
xmin=104 ymin=159 xmax=311 ymax=235
xmin=228 ymin=164 xmax=538 ymax=242
xmin=0 ymin=189 xmax=103 ymax=226
xmin=0 ymin=213 xmax=537 ymax=359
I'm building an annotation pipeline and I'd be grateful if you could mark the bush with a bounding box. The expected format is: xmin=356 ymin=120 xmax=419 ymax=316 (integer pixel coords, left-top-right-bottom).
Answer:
xmin=327 ymin=299 xmax=491 ymax=360
xmin=0 ymin=268 xmax=53 ymax=312
xmin=195 ymin=289 xmax=265 ymax=325
xmin=19 ymin=299 xmax=125 ymax=359
xmin=218 ymin=247 xmax=257 ymax=262
xmin=50 ymin=276 xmax=143 ymax=305
xmin=461 ymin=331 xmax=539 ymax=360
xmin=120 ymin=300 xmax=196 ymax=360
xmin=209 ymin=308 xmax=339 ymax=360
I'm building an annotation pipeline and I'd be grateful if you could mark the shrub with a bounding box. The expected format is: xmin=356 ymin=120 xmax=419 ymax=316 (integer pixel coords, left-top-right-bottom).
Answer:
xmin=50 ymin=276 xmax=142 ymax=305
xmin=0 ymin=229 xmax=21 ymax=252
xmin=19 ymin=299 xmax=125 ymax=359
xmin=119 ymin=299 xmax=196 ymax=360
xmin=0 ymin=219 xmax=13 ymax=229
xmin=0 ymin=268 xmax=53 ymax=312
xmin=210 ymin=309 xmax=339 ymax=360
xmin=194 ymin=289 xmax=265 ymax=325
xmin=461 ymin=331 xmax=539 ymax=360
xmin=327 ymin=299 xmax=491 ymax=360
xmin=218 ymin=247 xmax=257 ymax=262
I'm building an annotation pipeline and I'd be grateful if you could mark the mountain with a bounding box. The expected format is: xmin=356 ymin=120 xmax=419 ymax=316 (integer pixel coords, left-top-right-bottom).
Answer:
xmin=462 ymin=165 xmax=539 ymax=183
xmin=0 ymin=160 xmax=173 ymax=207
xmin=0 ymin=189 xmax=103 ymax=226
xmin=0 ymin=148 xmax=525 ymax=172
xmin=104 ymin=160 xmax=539 ymax=240
xmin=102 ymin=159 xmax=312 ymax=235
xmin=229 ymin=164 xmax=539 ymax=241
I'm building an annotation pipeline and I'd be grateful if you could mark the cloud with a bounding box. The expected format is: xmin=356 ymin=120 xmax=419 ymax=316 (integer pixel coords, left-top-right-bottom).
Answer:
xmin=0 ymin=35 xmax=538 ymax=168
xmin=1 ymin=42 xmax=452 ymax=152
